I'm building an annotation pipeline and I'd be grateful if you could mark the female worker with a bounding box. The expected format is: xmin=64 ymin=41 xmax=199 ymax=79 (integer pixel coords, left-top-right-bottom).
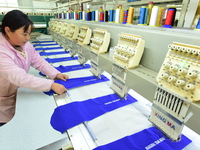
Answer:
xmin=0 ymin=10 xmax=69 ymax=126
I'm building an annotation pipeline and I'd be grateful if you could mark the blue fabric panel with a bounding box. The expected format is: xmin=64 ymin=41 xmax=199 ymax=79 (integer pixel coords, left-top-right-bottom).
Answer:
xmin=32 ymin=40 xmax=55 ymax=43
xmin=44 ymin=74 xmax=109 ymax=95
xmin=39 ymin=64 xmax=91 ymax=76
xmin=56 ymin=64 xmax=91 ymax=72
xmin=35 ymin=47 xmax=63 ymax=51
xmin=33 ymin=44 xmax=44 ymax=47
xmin=45 ymin=56 xmax=78 ymax=63
xmin=93 ymin=127 xmax=192 ymax=150
xmin=33 ymin=43 xmax=58 ymax=47
xmin=39 ymin=51 xmax=69 ymax=56
xmin=50 ymin=93 xmax=137 ymax=133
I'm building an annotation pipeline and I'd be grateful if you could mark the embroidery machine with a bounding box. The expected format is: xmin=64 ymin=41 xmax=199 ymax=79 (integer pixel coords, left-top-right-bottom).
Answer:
xmin=90 ymin=28 xmax=110 ymax=54
xmin=90 ymin=28 xmax=110 ymax=78
xmin=67 ymin=24 xmax=79 ymax=40
xmin=149 ymin=42 xmax=198 ymax=141
xmin=59 ymin=22 xmax=70 ymax=48
xmin=76 ymin=26 xmax=92 ymax=64
xmin=111 ymin=33 xmax=145 ymax=98
xmin=77 ymin=26 xmax=92 ymax=45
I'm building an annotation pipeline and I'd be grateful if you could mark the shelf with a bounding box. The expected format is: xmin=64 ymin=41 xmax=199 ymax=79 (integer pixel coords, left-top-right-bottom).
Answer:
xmin=122 ymin=0 xmax=182 ymax=6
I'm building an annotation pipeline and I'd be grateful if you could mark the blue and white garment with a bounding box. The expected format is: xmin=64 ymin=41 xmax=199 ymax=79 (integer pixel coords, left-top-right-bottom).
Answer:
xmin=39 ymin=51 xmax=69 ymax=56
xmin=50 ymin=93 xmax=137 ymax=133
xmin=44 ymin=75 xmax=109 ymax=96
xmin=32 ymin=40 xmax=55 ymax=43
xmin=39 ymin=64 xmax=91 ymax=77
xmin=35 ymin=47 xmax=63 ymax=51
xmin=45 ymin=56 xmax=78 ymax=63
xmin=93 ymin=127 xmax=192 ymax=150
xmin=33 ymin=43 xmax=58 ymax=47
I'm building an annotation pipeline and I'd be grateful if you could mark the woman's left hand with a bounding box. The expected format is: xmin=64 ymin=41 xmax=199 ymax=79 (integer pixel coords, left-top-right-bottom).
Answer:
xmin=55 ymin=73 xmax=69 ymax=81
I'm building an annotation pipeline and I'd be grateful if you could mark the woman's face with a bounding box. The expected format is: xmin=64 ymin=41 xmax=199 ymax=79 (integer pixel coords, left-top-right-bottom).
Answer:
xmin=5 ymin=25 xmax=32 ymax=46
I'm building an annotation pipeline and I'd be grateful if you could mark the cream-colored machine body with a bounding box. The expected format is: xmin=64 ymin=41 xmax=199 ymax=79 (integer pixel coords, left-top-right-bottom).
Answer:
xmin=68 ymin=24 xmax=79 ymax=40
xmin=60 ymin=23 xmax=69 ymax=36
xmin=113 ymin=33 xmax=145 ymax=69
xmin=55 ymin=21 xmax=63 ymax=33
xmin=57 ymin=22 xmax=65 ymax=34
xmin=157 ymin=42 xmax=200 ymax=102
xmin=90 ymin=28 xmax=110 ymax=54
xmin=78 ymin=26 xmax=92 ymax=45
xmin=51 ymin=20 xmax=58 ymax=31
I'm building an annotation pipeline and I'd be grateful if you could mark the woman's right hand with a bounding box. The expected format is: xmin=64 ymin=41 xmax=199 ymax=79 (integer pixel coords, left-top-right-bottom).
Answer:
xmin=51 ymin=83 xmax=67 ymax=95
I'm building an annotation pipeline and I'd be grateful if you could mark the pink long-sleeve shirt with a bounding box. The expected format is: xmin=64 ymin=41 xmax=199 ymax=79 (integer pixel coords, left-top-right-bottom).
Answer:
xmin=0 ymin=33 xmax=60 ymax=123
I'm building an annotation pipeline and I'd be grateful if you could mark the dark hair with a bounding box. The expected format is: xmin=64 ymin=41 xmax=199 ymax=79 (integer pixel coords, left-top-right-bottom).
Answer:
xmin=2 ymin=10 xmax=33 ymax=35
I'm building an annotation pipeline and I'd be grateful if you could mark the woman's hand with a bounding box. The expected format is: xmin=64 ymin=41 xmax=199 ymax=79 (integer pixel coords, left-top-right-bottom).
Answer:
xmin=51 ymin=83 xmax=67 ymax=95
xmin=51 ymin=74 xmax=68 ymax=94
xmin=55 ymin=73 xmax=69 ymax=81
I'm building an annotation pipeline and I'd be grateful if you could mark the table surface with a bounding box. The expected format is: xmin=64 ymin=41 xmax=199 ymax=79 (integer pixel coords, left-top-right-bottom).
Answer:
xmin=0 ymin=66 xmax=67 ymax=150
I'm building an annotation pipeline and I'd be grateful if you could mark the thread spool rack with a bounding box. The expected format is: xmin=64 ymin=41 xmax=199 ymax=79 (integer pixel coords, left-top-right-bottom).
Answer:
xmin=113 ymin=33 xmax=145 ymax=69
xmin=68 ymin=24 xmax=79 ymax=40
xmin=77 ymin=26 xmax=92 ymax=45
xmin=90 ymin=28 xmax=110 ymax=54
xmin=156 ymin=42 xmax=200 ymax=102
